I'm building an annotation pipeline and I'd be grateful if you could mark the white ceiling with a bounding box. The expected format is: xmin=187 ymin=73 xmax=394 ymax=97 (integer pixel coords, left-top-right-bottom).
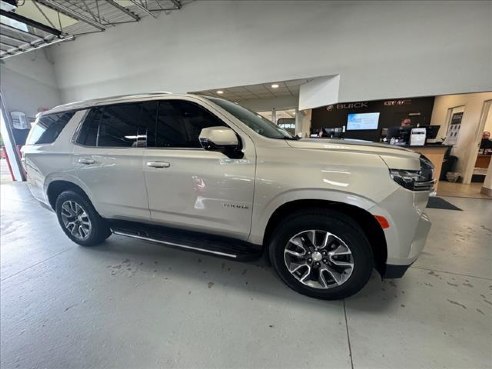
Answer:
xmin=192 ymin=78 xmax=312 ymax=101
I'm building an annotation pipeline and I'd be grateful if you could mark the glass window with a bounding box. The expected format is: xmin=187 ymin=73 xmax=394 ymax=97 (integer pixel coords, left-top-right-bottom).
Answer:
xmin=76 ymin=102 xmax=158 ymax=147
xmin=26 ymin=111 xmax=75 ymax=145
xmin=97 ymin=102 xmax=156 ymax=147
xmin=155 ymin=100 xmax=226 ymax=148
xmin=76 ymin=109 xmax=100 ymax=146
xmin=207 ymin=97 xmax=293 ymax=139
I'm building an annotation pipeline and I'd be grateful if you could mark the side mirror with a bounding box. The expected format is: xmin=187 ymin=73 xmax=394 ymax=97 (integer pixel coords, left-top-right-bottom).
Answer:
xmin=199 ymin=126 xmax=243 ymax=158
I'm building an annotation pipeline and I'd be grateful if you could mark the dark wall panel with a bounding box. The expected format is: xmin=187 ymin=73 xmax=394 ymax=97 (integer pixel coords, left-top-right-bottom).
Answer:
xmin=311 ymin=97 xmax=435 ymax=142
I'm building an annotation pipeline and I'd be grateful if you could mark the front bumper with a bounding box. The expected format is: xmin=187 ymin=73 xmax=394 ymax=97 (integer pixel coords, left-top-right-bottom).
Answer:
xmin=370 ymin=187 xmax=432 ymax=278
xmin=384 ymin=263 xmax=413 ymax=278
xmin=383 ymin=211 xmax=431 ymax=278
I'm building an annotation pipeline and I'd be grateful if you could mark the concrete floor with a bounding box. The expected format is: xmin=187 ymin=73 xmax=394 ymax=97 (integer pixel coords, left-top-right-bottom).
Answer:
xmin=1 ymin=158 xmax=13 ymax=183
xmin=1 ymin=182 xmax=491 ymax=369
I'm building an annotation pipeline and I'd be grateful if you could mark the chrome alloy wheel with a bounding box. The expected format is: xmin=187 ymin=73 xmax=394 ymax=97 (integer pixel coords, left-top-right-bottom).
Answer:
xmin=60 ymin=200 xmax=92 ymax=241
xmin=284 ymin=230 xmax=354 ymax=289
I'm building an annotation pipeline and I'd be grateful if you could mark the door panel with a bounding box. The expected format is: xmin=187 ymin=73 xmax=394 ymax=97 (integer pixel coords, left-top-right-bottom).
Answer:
xmin=74 ymin=147 xmax=150 ymax=220
xmin=72 ymin=101 xmax=158 ymax=221
xmin=143 ymin=98 xmax=256 ymax=240
xmin=144 ymin=148 xmax=255 ymax=239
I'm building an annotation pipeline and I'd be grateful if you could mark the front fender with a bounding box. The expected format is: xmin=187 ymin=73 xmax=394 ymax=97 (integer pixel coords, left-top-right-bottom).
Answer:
xmin=248 ymin=188 xmax=378 ymax=245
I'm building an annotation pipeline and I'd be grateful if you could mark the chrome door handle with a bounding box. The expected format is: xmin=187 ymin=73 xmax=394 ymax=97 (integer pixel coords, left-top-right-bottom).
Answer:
xmin=78 ymin=158 xmax=95 ymax=165
xmin=147 ymin=161 xmax=170 ymax=168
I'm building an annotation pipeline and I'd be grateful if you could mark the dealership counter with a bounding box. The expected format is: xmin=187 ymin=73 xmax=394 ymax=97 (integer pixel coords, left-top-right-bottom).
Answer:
xmin=395 ymin=144 xmax=450 ymax=191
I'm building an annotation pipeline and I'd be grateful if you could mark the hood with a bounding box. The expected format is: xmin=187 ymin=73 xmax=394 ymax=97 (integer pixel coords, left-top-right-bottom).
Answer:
xmin=286 ymin=138 xmax=421 ymax=170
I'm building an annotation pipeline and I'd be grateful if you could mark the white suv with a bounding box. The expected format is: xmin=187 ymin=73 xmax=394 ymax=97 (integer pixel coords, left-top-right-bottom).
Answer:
xmin=22 ymin=93 xmax=433 ymax=300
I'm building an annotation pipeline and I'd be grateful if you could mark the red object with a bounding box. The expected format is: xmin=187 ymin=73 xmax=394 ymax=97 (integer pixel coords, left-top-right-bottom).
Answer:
xmin=374 ymin=215 xmax=390 ymax=229
xmin=2 ymin=146 xmax=15 ymax=181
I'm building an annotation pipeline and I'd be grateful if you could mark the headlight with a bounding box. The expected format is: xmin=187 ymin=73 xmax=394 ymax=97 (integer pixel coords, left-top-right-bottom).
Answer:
xmin=390 ymin=155 xmax=435 ymax=192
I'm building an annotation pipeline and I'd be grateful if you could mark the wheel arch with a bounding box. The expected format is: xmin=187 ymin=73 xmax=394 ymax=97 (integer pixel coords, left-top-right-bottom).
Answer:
xmin=262 ymin=199 xmax=388 ymax=276
xmin=46 ymin=179 xmax=91 ymax=211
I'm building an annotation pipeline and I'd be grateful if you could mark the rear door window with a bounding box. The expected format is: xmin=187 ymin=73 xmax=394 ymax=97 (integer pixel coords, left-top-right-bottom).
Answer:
xmin=26 ymin=112 xmax=75 ymax=145
xmin=76 ymin=109 xmax=100 ymax=146
xmin=76 ymin=101 xmax=158 ymax=147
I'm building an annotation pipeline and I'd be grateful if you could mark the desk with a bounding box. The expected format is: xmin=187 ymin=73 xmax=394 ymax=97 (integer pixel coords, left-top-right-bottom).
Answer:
xmin=406 ymin=145 xmax=449 ymax=191
xmin=475 ymin=154 xmax=491 ymax=169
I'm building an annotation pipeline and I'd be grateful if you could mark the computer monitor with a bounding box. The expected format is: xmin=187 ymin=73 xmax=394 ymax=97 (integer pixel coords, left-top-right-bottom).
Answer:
xmin=346 ymin=113 xmax=380 ymax=130
xmin=425 ymin=125 xmax=440 ymax=139
xmin=387 ymin=126 xmax=412 ymax=145
xmin=323 ymin=128 xmax=344 ymax=138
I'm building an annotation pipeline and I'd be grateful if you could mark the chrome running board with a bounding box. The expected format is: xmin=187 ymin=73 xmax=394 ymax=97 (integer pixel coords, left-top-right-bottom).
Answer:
xmin=108 ymin=220 xmax=262 ymax=261
xmin=112 ymin=230 xmax=238 ymax=258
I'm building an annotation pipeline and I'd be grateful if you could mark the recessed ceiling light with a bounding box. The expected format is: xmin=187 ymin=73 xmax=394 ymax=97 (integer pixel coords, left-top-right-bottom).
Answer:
xmin=217 ymin=90 xmax=224 ymax=94
xmin=271 ymin=84 xmax=279 ymax=89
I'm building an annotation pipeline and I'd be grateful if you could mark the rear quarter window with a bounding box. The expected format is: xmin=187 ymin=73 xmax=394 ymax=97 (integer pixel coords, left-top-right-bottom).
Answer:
xmin=26 ymin=111 xmax=75 ymax=145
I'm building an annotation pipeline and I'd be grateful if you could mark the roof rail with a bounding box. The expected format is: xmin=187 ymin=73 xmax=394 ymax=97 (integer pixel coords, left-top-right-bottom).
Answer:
xmin=45 ymin=91 xmax=176 ymax=115
xmin=147 ymin=91 xmax=173 ymax=94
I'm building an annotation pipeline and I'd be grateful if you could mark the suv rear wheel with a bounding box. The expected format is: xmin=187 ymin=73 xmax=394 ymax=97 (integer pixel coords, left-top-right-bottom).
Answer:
xmin=269 ymin=210 xmax=374 ymax=300
xmin=55 ymin=190 xmax=111 ymax=246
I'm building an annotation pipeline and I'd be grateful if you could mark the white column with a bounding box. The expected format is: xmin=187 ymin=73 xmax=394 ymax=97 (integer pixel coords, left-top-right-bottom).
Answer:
xmin=295 ymin=109 xmax=312 ymax=138
xmin=481 ymin=159 xmax=492 ymax=197
xmin=0 ymin=92 xmax=25 ymax=181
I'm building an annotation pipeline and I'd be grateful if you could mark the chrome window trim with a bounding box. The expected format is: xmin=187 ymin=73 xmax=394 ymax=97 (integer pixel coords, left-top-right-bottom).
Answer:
xmin=69 ymin=99 xmax=242 ymax=152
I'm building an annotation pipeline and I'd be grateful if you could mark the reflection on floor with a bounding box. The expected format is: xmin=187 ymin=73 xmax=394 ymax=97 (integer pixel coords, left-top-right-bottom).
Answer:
xmin=437 ymin=180 xmax=491 ymax=199
xmin=0 ymin=159 xmax=13 ymax=183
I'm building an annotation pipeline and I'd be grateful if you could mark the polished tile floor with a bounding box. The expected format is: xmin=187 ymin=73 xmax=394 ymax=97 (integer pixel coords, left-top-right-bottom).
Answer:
xmin=1 ymin=183 xmax=491 ymax=369
xmin=437 ymin=180 xmax=491 ymax=200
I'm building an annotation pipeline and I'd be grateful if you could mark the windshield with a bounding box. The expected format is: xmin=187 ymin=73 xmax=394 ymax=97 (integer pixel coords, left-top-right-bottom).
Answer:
xmin=207 ymin=97 xmax=294 ymax=139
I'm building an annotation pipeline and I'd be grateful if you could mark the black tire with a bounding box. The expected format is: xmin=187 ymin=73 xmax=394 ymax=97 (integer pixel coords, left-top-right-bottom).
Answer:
xmin=269 ymin=209 xmax=373 ymax=300
xmin=55 ymin=190 xmax=111 ymax=246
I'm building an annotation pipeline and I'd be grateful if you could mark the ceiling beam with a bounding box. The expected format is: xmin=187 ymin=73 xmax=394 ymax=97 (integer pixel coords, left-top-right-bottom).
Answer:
xmin=170 ymin=0 xmax=182 ymax=10
xmin=35 ymin=0 xmax=106 ymax=31
xmin=105 ymin=0 xmax=140 ymax=21
xmin=0 ymin=9 xmax=62 ymax=37
xmin=129 ymin=0 xmax=157 ymax=18
xmin=0 ymin=33 xmax=48 ymax=52
xmin=0 ymin=22 xmax=49 ymax=41
xmin=0 ymin=40 xmax=18 ymax=48
xmin=0 ymin=35 xmax=75 ymax=59
xmin=66 ymin=0 xmax=113 ymax=26
xmin=0 ymin=33 xmax=28 ymax=45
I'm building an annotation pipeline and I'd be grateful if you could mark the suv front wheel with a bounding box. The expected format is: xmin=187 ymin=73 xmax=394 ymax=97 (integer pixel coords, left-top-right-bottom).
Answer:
xmin=269 ymin=210 xmax=374 ymax=300
xmin=55 ymin=190 xmax=111 ymax=246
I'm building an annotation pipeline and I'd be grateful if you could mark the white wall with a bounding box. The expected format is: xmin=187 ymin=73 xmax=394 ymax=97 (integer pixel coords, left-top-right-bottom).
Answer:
xmin=0 ymin=50 xmax=61 ymax=119
xmin=481 ymin=104 xmax=492 ymax=195
xmin=299 ymin=76 xmax=339 ymax=110
xmin=483 ymin=104 xmax=492 ymax=133
xmin=239 ymin=95 xmax=298 ymax=112
xmin=482 ymin=160 xmax=492 ymax=194
xmin=49 ymin=1 xmax=492 ymax=104
xmin=431 ymin=92 xmax=492 ymax=183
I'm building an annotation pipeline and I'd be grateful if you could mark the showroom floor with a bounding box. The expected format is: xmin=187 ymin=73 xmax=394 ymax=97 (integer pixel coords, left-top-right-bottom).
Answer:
xmin=438 ymin=181 xmax=490 ymax=200
xmin=1 ymin=183 xmax=491 ymax=369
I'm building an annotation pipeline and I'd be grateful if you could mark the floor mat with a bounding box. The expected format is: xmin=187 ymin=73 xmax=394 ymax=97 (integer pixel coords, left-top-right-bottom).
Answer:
xmin=427 ymin=196 xmax=462 ymax=211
